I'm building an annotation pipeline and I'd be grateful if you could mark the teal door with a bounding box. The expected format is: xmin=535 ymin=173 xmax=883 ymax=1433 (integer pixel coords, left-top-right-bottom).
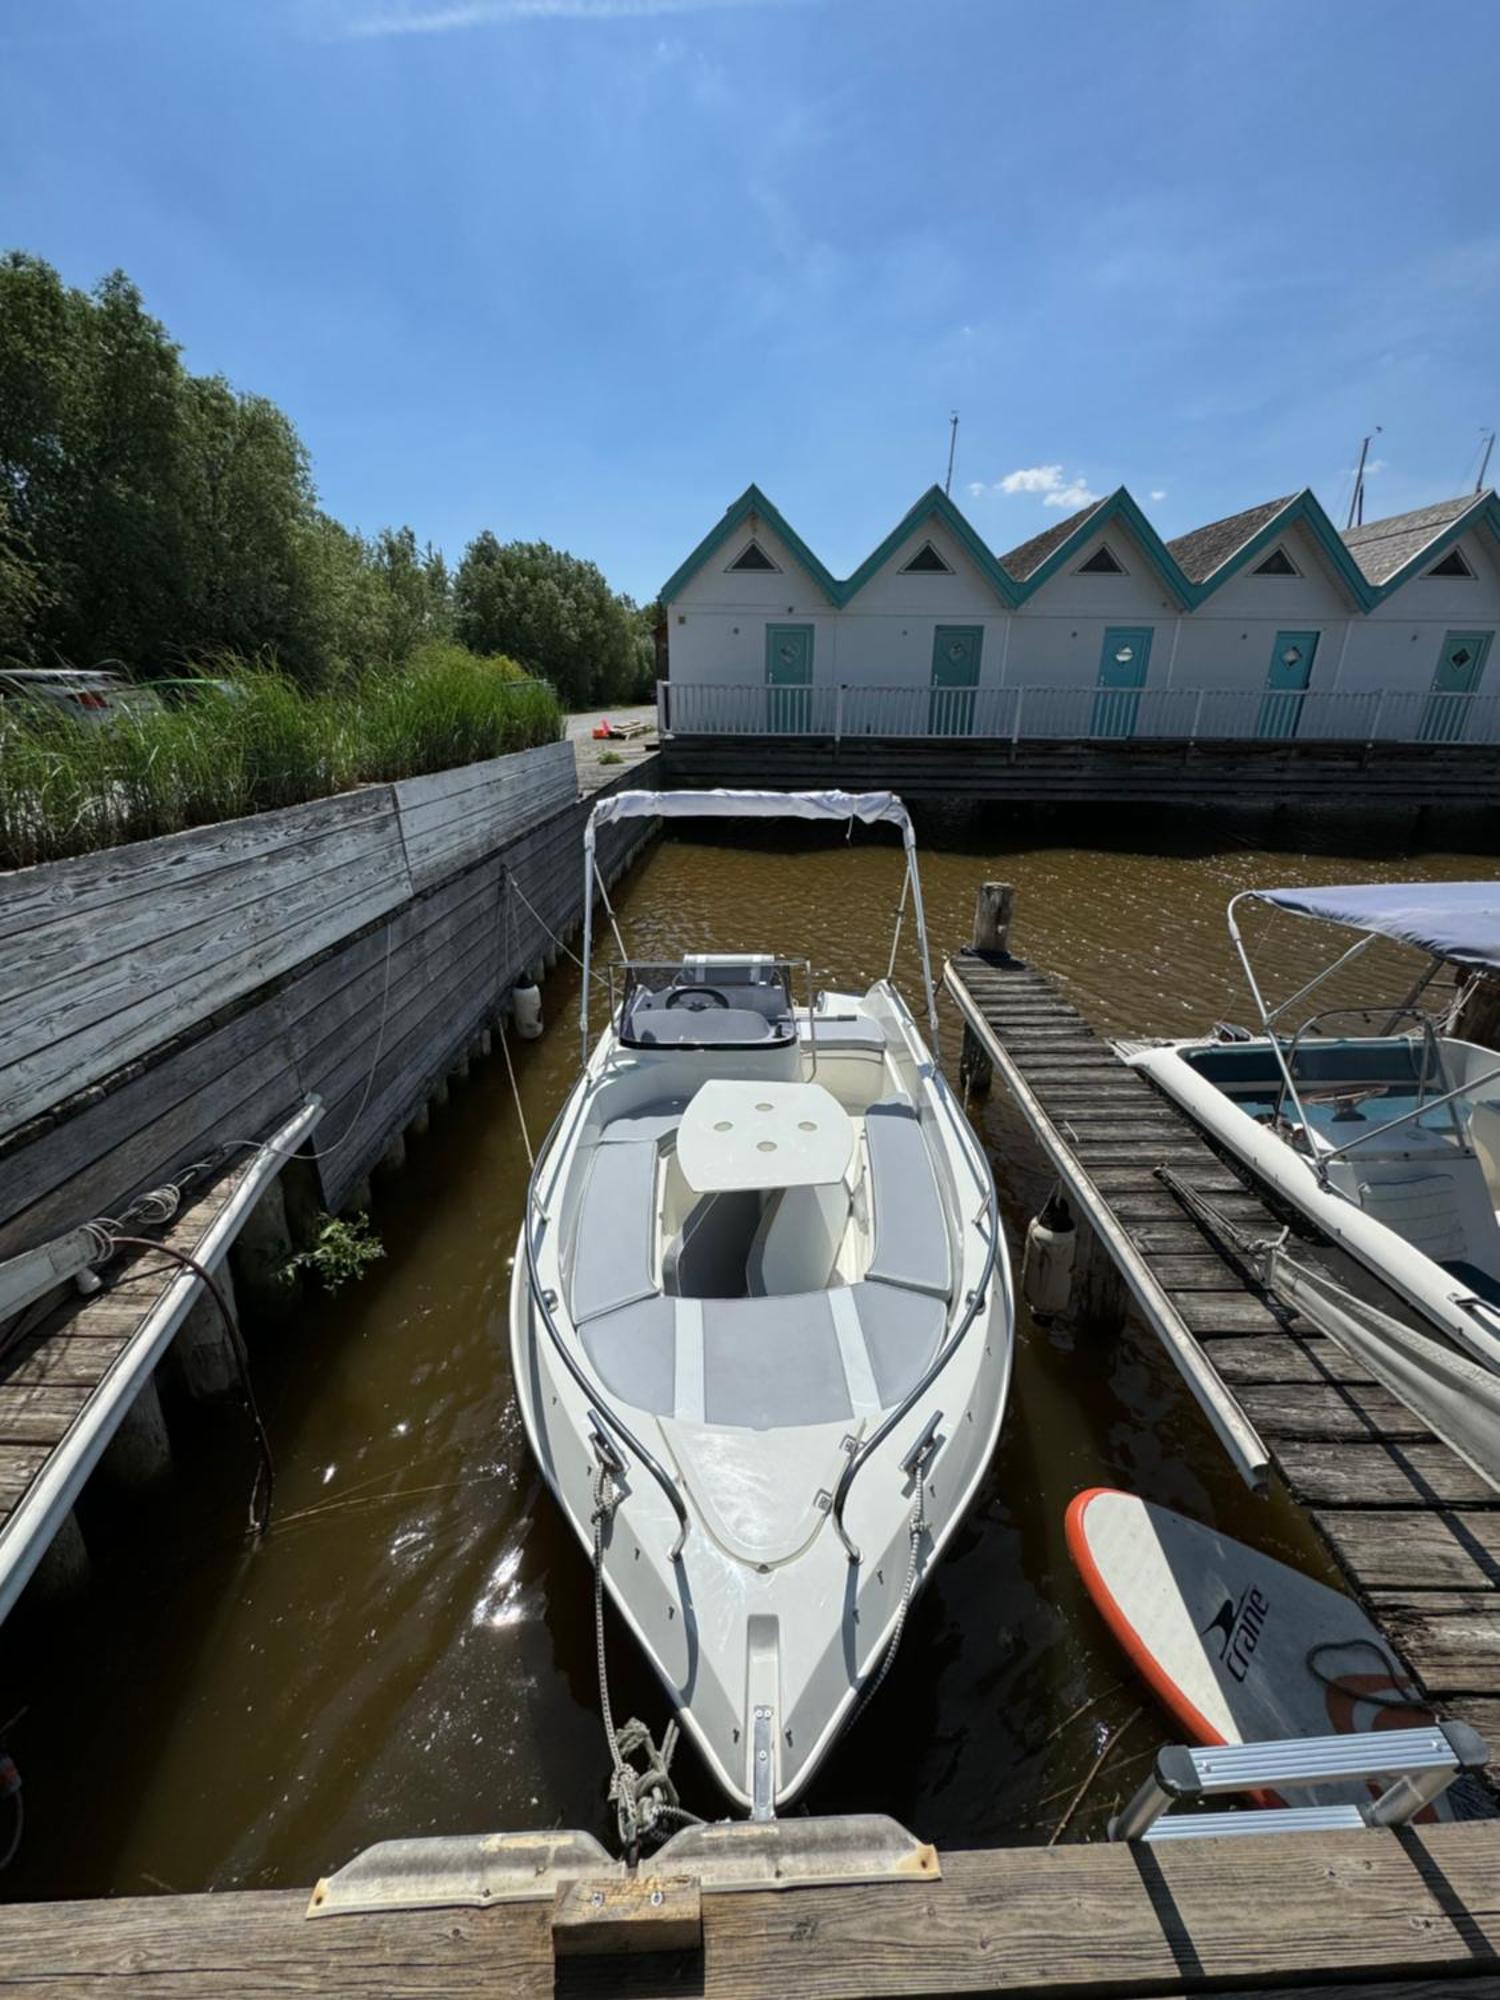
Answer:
xmin=929 ymin=625 xmax=983 ymax=734
xmin=1421 ymin=630 xmax=1493 ymax=742
xmin=1092 ymin=627 xmax=1152 ymax=737
xmin=1258 ymin=629 xmax=1320 ymax=739
xmin=765 ymin=624 xmax=813 ymax=731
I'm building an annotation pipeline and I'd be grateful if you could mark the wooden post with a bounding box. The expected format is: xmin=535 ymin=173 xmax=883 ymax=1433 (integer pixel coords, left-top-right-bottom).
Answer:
xmin=344 ymin=1178 xmax=373 ymax=1217
xmin=1071 ymin=1216 xmax=1129 ymax=1336
xmin=99 ymin=1371 xmax=171 ymax=1488
xmin=451 ymin=1049 xmax=471 ymax=1082
xmin=959 ymin=882 xmax=1015 ymax=1095
xmin=172 ymin=1278 xmax=241 ymax=1401
xmin=973 ymin=882 xmax=1015 ymax=955
xmin=231 ymin=1176 xmax=297 ymax=1317
xmin=431 ymin=1077 xmax=450 ymax=1110
xmin=378 ymin=1131 xmax=407 ymax=1176
xmin=478 ymin=1027 xmax=493 ymax=1059
xmin=407 ymin=1102 xmax=430 ymax=1138
xmin=28 ymin=1507 xmax=90 ymax=1601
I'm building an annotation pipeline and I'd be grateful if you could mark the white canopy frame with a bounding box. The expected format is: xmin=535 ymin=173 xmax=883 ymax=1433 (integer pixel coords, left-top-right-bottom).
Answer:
xmin=1225 ymin=883 xmax=1500 ymax=1182
xmin=579 ymin=788 xmax=940 ymax=1062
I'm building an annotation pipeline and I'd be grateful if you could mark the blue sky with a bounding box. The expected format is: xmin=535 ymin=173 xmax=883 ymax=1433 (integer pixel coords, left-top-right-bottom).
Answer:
xmin=3 ymin=0 xmax=1497 ymax=600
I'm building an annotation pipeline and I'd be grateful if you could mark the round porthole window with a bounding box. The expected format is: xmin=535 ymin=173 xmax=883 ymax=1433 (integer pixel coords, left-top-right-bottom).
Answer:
xmin=1114 ymin=645 xmax=1134 ymax=664
xmin=1281 ymin=646 xmax=1303 ymax=667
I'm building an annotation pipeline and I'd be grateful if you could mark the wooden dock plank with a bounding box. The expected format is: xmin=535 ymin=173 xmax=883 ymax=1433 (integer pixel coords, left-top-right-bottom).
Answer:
xmin=1240 ymin=1384 xmax=1437 ymax=1442
xmin=1274 ymin=1441 xmax=1500 ymax=1510
xmin=0 ymin=1382 xmax=94 ymax=1445
xmin=3 ymin=1824 xmax=1500 ymax=1997
xmin=1313 ymin=1512 xmax=1500 ymax=1591
xmin=1197 ymin=1334 xmax=1373 ymax=1386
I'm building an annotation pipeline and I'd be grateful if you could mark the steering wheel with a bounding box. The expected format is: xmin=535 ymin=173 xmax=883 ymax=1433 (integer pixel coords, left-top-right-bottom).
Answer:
xmin=665 ymin=985 xmax=732 ymax=1013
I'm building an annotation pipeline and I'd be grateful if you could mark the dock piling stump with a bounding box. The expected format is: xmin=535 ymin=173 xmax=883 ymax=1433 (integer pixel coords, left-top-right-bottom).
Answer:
xmin=959 ymin=881 xmax=1015 ymax=1096
xmin=99 ymin=1371 xmax=171 ymax=1488
xmin=173 ymin=1279 xmax=241 ymax=1401
xmin=378 ymin=1132 xmax=407 ymax=1176
xmin=432 ymin=1077 xmax=450 ymax=1110
xmin=407 ymin=1102 xmax=431 ymax=1138
xmin=28 ymin=1507 xmax=90 ymax=1601
xmin=231 ymin=1176 xmax=298 ymax=1317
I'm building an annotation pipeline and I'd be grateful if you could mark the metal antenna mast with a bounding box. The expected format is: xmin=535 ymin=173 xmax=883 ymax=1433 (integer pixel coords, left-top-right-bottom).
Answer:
xmin=945 ymin=412 xmax=959 ymax=495
xmin=1476 ymin=429 xmax=1495 ymax=494
xmin=1346 ymin=427 xmax=1382 ymax=529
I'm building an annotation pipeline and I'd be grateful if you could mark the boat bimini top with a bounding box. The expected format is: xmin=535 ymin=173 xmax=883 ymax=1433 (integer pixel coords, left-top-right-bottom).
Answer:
xmin=579 ymin=788 xmax=939 ymax=1060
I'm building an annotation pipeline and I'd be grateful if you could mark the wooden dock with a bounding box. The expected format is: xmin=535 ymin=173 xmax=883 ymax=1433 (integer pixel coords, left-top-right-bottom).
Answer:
xmin=4 ymin=1819 xmax=1500 ymax=1994
xmin=945 ymin=937 xmax=1500 ymax=1762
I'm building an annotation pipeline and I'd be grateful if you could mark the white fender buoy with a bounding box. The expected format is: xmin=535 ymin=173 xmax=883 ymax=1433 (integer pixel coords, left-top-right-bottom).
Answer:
xmin=1022 ymin=1190 xmax=1076 ymax=1323
xmin=513 ymin=980 xmax=544 ymax=1041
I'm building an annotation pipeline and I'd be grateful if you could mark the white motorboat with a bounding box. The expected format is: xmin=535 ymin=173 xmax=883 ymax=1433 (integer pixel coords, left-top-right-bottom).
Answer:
xmin=1123 ymin=881 xmax=1500 ymax=1373
xmin=509 ymin=788 xmax=1012 ymax=1819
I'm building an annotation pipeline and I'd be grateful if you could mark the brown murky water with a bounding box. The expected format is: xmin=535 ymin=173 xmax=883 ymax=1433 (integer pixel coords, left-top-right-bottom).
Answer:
xmin=3 ymin=820 xmax=1496 ymax=1896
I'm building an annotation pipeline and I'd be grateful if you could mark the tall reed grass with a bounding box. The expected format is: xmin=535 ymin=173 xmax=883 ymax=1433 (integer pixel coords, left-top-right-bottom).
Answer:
xmin=0 ymin=645 xmax=563 ymax=870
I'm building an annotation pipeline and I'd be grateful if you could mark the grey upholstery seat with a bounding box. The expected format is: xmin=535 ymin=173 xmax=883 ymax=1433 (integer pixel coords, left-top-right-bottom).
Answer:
xmin=852 ymin=1282 xmax=946 ymax=1407
xmin=700 ymin=1294 xmax=853 ymax=1429
xmin=581 ymin=1298 xmax=677 ymax=1414
xmin=570 ymin=1141 xmax=659 ymax=1323
xmin=799 ymin=1018 xmax=886 ymax=1052
xmin=864 ymin=1100 xmax=952 ymax=1298
xmin=634 ymin=1008 xmax=779 ymax=1047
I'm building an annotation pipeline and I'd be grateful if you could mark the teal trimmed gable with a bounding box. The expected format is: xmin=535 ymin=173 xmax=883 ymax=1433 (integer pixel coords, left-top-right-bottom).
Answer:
xmin=1011 ymin=487 xmax=1194 ymax=608
xmin=661 ymin=483 xmax=1500 ymax=616
xmin=1365 ymin=492 xmax=1500 ymax=595
xmin=1181 ymin=489 xmax=1376 ymax=611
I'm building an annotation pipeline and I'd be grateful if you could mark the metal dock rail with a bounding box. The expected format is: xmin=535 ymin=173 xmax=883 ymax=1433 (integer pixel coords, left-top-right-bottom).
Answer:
xmin=945 ymin=904 xmax=1500 ymax=1764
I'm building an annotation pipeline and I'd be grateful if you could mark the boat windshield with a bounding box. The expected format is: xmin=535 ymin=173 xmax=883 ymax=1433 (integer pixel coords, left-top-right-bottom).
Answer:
xmin=617 ymin=957 xmax=797 ymax=1050
xmin=1182 ymin=1033 xmax=1465 ymax=1157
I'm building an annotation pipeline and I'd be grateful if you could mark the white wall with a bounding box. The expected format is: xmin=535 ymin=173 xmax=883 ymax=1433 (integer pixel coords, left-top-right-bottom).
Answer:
xmin=665 ymin=505 xmax=1500 ymax=709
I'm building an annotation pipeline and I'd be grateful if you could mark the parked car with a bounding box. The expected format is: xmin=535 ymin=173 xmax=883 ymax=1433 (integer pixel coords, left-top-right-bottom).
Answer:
xmin=150 ymin=676 xmax=244 ymax=708
xmin=0 ymin=668 xmax=163 ymax=725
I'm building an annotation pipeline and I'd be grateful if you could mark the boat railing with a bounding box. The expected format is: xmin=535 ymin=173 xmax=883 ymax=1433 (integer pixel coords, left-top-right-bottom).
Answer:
xmin=523 ymin=1086 xmax=692 ymax=1561
xmin=830 ymin=1061 xmax=1003 ymax=1564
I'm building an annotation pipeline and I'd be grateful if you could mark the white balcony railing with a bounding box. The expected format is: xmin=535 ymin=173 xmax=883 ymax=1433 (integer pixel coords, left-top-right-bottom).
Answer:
xmin=657 ymin=681 xmax=1500 ymax=747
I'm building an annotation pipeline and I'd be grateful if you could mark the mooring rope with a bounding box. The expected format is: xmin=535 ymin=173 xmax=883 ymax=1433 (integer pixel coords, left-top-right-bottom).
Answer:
xmin=589 ymin=1450 xmax=701 ymax=1859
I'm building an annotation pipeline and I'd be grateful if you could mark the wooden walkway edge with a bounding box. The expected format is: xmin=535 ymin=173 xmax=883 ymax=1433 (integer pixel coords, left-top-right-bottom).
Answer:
xmin=945 ymin=946 xmax=1500 ymax=1763
xmin=2 ymin=1821 xmax=1500 ymax=1995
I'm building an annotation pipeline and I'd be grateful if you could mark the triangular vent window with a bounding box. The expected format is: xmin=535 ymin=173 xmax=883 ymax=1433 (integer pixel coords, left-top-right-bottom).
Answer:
xmin=901 ymin=541 xmax=953 ymax=574
xmin=1253 ymin=547 xmax=1298 ymax=576
xmin=1077 ymin=545 xmax=1124 ymax=574
xmin=727 ymin=541 xmax=779 ymax=573
xmin=1426 ymin=548 xmax=1475 ymax=578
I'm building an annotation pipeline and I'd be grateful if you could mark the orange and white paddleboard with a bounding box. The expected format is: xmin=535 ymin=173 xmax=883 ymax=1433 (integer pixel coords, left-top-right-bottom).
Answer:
xmin=1065 ymin=1486 xmax=1453 ymax=1814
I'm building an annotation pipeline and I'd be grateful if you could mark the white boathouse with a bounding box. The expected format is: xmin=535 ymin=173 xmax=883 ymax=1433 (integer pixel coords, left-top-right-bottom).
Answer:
xmin=658 ymin=485 xmax=1500 ymax=743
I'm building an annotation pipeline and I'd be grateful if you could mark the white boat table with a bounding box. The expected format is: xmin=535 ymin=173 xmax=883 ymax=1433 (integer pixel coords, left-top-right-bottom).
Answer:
xmin=677 ymin=1079 xmax=854 ymax=1193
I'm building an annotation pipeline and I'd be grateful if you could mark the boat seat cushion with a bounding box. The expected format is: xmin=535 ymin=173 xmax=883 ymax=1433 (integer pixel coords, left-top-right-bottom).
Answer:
xmin=852 ymin=1281 xmax=947 ymax=1407
xmin=800 ymin=1018 xmax=886 ymax=1052
xmin=633 ymin=1009 xmax=782 ymax=1047
xmin=580 ymin=1297 xmax=677 ymax=1415
xmin=700 ymin=1295 xmax=853 ymax=1429
xmin=570 ymin=1140 xmax=659 ymax=1323
xmin=863 ymin=1100 xmax=952 ymax=1299
xmin=598 ymin=1105 xmax=685 ymax=1146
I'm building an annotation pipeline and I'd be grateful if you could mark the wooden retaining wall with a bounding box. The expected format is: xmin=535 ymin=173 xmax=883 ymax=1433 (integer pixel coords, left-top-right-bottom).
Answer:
xmin=0 ymin=745 xmax=657 ymax=1253
xmin=662 ymin=732 xmax=1500 ymax=812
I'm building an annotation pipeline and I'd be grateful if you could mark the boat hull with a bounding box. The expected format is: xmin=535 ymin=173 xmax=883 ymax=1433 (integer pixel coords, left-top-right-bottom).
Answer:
xmin=508 ymin=994 xmax=1013 ymax=1814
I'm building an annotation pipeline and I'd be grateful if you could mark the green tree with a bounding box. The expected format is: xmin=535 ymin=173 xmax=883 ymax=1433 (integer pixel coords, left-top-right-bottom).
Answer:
xmin=454 ymin=535 xmax=640 ymax=707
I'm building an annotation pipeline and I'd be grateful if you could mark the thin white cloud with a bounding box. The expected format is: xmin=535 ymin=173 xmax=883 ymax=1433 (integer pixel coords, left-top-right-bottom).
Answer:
xmin=966 ymin=464 xmax=1103 ymax=510
xmin=1150 ymin=488 xmax=1167 ymax=501
xmin=998 ymin=464 xmax=1065 ymax=495
xmin=1044 ymin=477 xmax=1101 ymax=510
xmin=344 ymin=0 xmax=805 ymax=35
